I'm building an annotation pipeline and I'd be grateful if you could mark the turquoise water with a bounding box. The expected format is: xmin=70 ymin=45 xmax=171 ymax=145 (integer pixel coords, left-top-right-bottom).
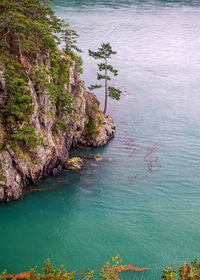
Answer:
xmin=1 ymin=0 xmax=200 ymax=279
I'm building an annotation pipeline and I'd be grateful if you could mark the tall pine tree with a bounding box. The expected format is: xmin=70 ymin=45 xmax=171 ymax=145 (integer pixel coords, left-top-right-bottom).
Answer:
xmin=88 ymin=43 xmax=121 ymax=115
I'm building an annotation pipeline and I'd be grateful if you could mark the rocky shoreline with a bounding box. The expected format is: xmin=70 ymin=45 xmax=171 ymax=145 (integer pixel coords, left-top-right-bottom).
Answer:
xmin=0 ymin=55 xmax=115 ymax=203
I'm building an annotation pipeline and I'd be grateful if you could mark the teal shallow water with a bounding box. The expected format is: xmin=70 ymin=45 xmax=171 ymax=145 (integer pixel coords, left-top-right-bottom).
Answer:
xmin=1 ymin=1 xmax=200 ymax=279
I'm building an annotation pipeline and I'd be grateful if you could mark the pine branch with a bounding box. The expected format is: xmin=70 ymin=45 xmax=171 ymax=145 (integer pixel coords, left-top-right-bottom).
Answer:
xmin=88 ymin=49 xmax=104 ymax=59
xmin=88 ymin=84 xmax=102 ymax=90
xmin=108 ymin=87 xmax=122 ymax=100
xmin=97 ymin=73 xmax=111 ymax=80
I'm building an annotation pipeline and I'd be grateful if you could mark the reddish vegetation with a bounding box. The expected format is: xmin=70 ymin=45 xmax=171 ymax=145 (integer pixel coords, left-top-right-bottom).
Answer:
xmin=118 ymin=264 xmax=149 ymax=271
xmin=6 ymin=265 xmax=149 ymax=279
xmin=120 ymin=131 xmax=163 ymax=180
xmin=6 ymin=272 xmax=32 ymax=279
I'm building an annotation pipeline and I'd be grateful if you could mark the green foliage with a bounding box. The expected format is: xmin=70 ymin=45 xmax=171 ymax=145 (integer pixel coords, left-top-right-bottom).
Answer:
xmin=0 ymin=39 xmax=9 ymax=51
xmin=88 ymin=43 xmax=121 ymax=114
xmin=98 ymin=64 xmax=118 ymax=76
xmin=11 ymin=124 xmax=44 ymax=149
xmin=161 ymin=258 xmax=200 ymax=280
xmin=2 ymin=61 xmax=43 ymax=149
xmin=97 ymin=73 xmax=111 ymax=81
xmin=49 ymin=53 xmax=73 ymax=113
xmin=0 ymin=256 xmax=123 ymax=280
xmin=99 ymin=255 xmax=122 ymax=280
xmin=93 ymin=103 xmax=99 ymax=114
xmin=60 ymin=23 xmax=83 ymax=74
xmin=0 ymin=173 xmax=5 ymax=181
xmin=0 ymin=270 xmax=7 ymax=280
xmin=108 ymin=87 xmax=121 ymax=100
xmin=1 ymin=257 xmax=200 ymax=280
xmin=87 ymin=117 xmax=97 ymax=134
xmin=0 ymin=144 xmax=4 ymax=154
xmin=82 ymin=270 xmax=94 ymax=280
xmin=0 ymin=0 xmax=83 ymax=67
xmin=29 ymin=259 xmax=76 ymax=280
xmin=4 ymin=63 xmax=33 ymax=123
xmin=85 ymin=115 xmax=89 ymax=123
xmin=0 ymin=0 xmax=62 ymax=62
xmin=65 ymin=48 xmax=83 ymax=74
xmin=56 ymin=121 xmax=69 ymax=131
xmin=97 ymin=112 xmax=104 ymax=124
xmin=31 ymin=56 xmax=73 ymax=115
xmin=0 ymin=0 xmax=84 ymax=149
xmin=61 ymin=25 xmax=82 ymax=54
xmin=49 ymin=109 xmax=54 ymax=117
xmin=88 ymin=43 xmax=117 ymax=59
xmin=88 ymin=84 xmax=102 ymax=90
xmin=31 ymin=64 xmax=50 ymax=95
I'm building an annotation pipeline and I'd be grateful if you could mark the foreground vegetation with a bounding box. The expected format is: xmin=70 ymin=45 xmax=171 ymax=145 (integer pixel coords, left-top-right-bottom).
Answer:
xmin=0 ymin=256 xmax=122 ymax=280
xmin=0 ymin=256 xmax=200 ymax=280
xmin=161 ymin=258 xmax=200 ymax=280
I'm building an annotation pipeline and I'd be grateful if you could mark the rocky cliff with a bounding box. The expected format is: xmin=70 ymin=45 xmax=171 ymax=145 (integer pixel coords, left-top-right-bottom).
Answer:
xmin=0 ymin=52 xmax=115 ymax=203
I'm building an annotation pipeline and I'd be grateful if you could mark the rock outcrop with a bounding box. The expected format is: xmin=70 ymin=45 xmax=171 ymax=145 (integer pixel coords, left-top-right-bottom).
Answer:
xmin=0 ymin=54 xmax=115 ymax=203
xmin=65 ymin=157 xmax=84 ymax=171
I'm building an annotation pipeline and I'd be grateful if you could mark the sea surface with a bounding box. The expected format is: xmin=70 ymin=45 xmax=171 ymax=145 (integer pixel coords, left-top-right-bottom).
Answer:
xmin=1 ymin=0 xmax=200 ymax=279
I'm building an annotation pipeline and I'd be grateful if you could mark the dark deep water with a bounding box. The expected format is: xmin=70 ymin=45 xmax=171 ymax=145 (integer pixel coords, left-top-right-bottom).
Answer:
xmin=1 ymin=1 xmax=200 ymax=279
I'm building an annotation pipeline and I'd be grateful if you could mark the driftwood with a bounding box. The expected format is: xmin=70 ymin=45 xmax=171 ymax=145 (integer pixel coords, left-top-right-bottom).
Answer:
xmin=6 ymin=265 xmax=149 ymax=279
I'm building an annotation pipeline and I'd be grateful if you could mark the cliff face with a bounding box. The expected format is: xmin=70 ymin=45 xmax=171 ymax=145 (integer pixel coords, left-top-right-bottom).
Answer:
xmin=0 ymin=53 xmax=115 ymax=203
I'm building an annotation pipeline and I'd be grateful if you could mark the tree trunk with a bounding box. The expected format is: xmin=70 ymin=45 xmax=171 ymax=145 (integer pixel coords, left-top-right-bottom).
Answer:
xmin=103 ymin=57 xmax=108 ymax=115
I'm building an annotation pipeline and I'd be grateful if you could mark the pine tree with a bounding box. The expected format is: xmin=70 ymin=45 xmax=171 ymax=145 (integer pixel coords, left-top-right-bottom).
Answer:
xmin=61 ymin=24 xmax=83 ymax=74
xmin=88 ymin=43 xmax=121 ymax=115
xmin=61 ymin=24 xmax=82 ymax=54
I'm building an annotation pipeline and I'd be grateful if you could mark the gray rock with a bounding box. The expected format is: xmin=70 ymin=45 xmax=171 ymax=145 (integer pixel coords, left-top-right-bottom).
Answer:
xmin=94 ymin=154 xmax=103 ymax=161
xmin=65 ymin=157 xmax=84 ymax=171
xmin=80 ymin=114 xmax=115 ymax=147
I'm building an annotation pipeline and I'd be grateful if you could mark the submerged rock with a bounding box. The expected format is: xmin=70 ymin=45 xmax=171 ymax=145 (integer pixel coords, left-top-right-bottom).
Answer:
xmin=90 ymin=163 xmax=98 ymax=167
xmin=94 ymin=153 xmax=103 ymax=161
xmin=65 ymin=157 xmax=84 ymax=171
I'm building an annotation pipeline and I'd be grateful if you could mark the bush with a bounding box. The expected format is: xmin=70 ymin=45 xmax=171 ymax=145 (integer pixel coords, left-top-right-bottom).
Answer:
xmin=87 ymin=117 xmax=96 ymax=134
xmin=161 ymin=258 xmax=200 ymax=280
xmin=11 ymin=124 xmax=44 ymax=149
